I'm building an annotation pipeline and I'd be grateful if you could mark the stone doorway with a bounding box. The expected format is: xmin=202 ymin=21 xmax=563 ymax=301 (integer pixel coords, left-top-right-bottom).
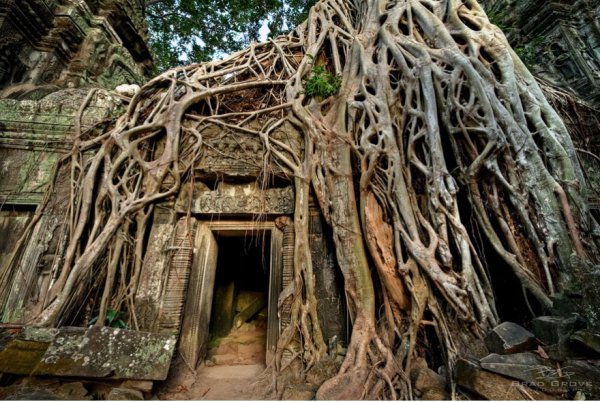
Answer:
xmin=207 ymin=234 xmax=271 ymax=365
xmin=178 ymin=220 xmax=285 ymax=368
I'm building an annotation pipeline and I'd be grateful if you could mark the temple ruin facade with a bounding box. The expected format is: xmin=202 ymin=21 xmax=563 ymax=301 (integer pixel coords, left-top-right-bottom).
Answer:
xmin=0 ymin=1 xmax=349 ymax=381
xmin=479 ymin=0 xmax=600 ymax=106
xmin=0 ymin=0 xmax=600 ymax=399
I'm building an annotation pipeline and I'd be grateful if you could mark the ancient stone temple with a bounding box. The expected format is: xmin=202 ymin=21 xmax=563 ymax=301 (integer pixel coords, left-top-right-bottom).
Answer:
xmin=479 ymin=0 xmax=600 ymax=106
xmin=0 ymin=0 xmax=153 ymax=231
xmin=0 ymin=0 xmax=152 ymax=96
xmin=0 ymin=0 xmax=153 ymax=331
xmin=1 ymin=0 xmax=600 ymax=399
xmin=0 ymin=94 xmax=348 ymax=380
xmin=0 ymin=0 xmax=184 ymax=390
xmin=0 ymin=2 xmax=349 ymax=389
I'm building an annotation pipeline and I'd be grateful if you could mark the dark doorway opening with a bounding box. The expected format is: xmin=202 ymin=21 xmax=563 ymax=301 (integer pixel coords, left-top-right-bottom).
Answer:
xmin=454 ymin=190 xmax=542 ymax=325
xmin=207 ymin=233 xmax=271 ymax=365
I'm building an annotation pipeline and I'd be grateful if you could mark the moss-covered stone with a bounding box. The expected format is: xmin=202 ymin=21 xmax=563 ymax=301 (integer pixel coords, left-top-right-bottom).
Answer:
xmin=31 ymin=326 xmax=177 ymax=381
xmin=0 ymin=339 xmax=50 ymax=375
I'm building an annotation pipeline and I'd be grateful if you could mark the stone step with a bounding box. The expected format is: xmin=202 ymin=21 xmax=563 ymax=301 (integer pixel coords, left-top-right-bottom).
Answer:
xmin=203 ymin=364 xmax=265 ymax=379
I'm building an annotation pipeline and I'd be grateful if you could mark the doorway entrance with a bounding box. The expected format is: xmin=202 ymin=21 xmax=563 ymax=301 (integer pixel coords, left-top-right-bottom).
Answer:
xmin=207 ymin=234 xmax=270 ymax=365
xmin=178 ymin=221 xmax=284 ymax=368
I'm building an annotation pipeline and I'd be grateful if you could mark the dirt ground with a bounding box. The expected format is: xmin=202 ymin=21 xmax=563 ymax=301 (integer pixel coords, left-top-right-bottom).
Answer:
xmin=156 ymin=316 xmax=271 ymax=400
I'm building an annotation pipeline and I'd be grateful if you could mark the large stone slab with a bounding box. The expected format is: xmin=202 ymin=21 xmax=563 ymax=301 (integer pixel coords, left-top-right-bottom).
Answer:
xmin=570 ymin=329 xmax=600 ymax=355
xmin=0 ymin=339 xmax=50 ymax=375
xmin=484 ymin=322 xmax=537 ymax=354
xmin=0 ymin=327 xmax=60 ymax=375
xmin=456 ymin=358 xmax=556 ymax=400
xmin=22 ymin=327 xmax=61 ymax=342
xmin=563 ymin=359 xmax=600 ymax=398
xmin=480 ymin=352 xmax=565 ymax=394
xmin=31 ymin=326 xmax=176 ymax=380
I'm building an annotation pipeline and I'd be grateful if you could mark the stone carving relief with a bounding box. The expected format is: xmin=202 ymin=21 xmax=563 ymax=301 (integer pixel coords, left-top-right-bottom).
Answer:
xmin=0 ymin=88 xmax=125 ymax=204
xmin=0 ymin=0 xmax=152 ymax=95
xmin=176 ymin=182 xmax=295 ymax=216
xmin=479 ymin=0 xmax=600 ymax=105
xmin=196 ymin=122 xmax=303 ymax=179
xmin=67 ymin=27 xmax=144 ymax=88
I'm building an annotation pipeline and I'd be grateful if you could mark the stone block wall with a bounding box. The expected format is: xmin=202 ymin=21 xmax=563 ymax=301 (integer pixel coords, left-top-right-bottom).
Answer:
xmin=0 ymin=88 xmax=124 ymax=322
xmin=479 ymin=0 xmax=600 ymax=106
xmin=0 ymin=0 xmax=153 ymax=98
xmin=0 ymin=88 xmax=123 ymax=205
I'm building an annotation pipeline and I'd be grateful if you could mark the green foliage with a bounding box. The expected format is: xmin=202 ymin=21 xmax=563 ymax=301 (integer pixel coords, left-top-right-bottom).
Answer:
xmin=484 ymin=0 xmax=514 ymax=33
xmin=144 ymin=0 xmax=315 ymax=71
xmin=303 ymin=65 xmax=342 ymax=98
xmin=487 ymin=9 xmax=512 ymax=33
xmin=515 ymin=36 xmax=544 ymax=67
xmin=208 ymin=337 xmax=221 ymax=349
xmin=582 ymin=164 xmax=600 ymax=197
xmin=89 ymin=309 xmax=128 ymax=329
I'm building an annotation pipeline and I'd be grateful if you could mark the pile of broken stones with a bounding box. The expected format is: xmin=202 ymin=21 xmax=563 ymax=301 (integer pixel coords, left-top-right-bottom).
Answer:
xmin=0 ymin=299 xmax=598 ymax=400
xmin=451 ymin=308 xmax=600 ymax=400
xmin=410 ymin=294 xmax=600 ymax=400
xmin=0 ymin=376 xmax=154 ymax=400
xmin=279 ymin=310 xmax=600 ymax=401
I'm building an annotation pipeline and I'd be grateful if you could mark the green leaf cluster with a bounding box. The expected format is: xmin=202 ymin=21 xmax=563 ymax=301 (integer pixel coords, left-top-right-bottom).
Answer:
xmin=89 ymin=309 xmax=128 ymax=329
xmin=515 ymin=36 xmax=544 ymax=67
xmin=303 ymin=65 xmax=342 ymax=98
xmin=144 ymin=0 xmax=315 ymax=71
xmin=487 ymin=9 xmax=512 ymax=33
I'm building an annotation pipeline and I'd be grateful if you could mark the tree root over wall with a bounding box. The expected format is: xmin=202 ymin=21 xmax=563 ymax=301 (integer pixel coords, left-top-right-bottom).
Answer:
xmin=3 ymin=0 xmax=599 ymax=399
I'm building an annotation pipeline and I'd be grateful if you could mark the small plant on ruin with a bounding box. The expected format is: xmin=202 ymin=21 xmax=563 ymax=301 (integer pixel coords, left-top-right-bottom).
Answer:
xmin=89 ymin=309 xmax=127 ymax=329
xmin=303 ymin=65 xmax=342 ymax=98
xmin=515 ymin=36 xmax=545 ymax=66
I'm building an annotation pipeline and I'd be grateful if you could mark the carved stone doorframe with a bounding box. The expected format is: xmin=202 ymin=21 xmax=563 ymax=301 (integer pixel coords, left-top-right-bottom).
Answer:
xmin=179 ymin=220 xmax=285 ymax=367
